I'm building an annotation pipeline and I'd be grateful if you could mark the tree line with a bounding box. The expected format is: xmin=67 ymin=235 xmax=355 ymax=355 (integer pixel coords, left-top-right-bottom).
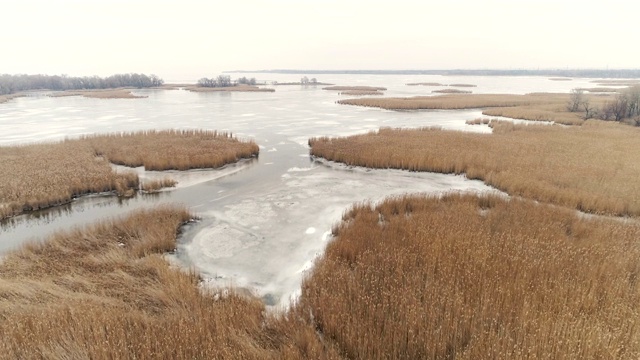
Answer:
xmin=0 ymin=73 xmax=164 ymax=95
xmin=197 ymin=75 xmax=256 ymax=88
xmin=568 ymin=86 xmax=640 ymax=125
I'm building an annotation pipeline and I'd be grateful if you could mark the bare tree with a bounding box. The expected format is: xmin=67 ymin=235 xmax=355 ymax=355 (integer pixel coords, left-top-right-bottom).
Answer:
xmin=567 ymin=88 xmax=585 ymax=112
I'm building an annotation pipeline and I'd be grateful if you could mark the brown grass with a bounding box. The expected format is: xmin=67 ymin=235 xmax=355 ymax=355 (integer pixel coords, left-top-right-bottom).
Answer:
xmin=577 ymin=87 xmax=621 ymax=93
xmin=433 ymin=89 xmax=472 ymax=94
xmin=50 ymin=89 xmax=146 ymax=99
xmin=300 ymin=193 xmax=640 ymax=359
xmin=323 ymin=86 xmax=387 ymax=91
xmin=141 ymin=178 xmax=178 ymax=192
xmin=449 ymin=83 xmax=477 ymax=87
xmin=0 ymin=130 xmax=259 ymax=219
xmin=592 ymin=80 xmax=640 ymax=86
xmin=0 ymin=206 xmax=342 ymax=359
xmin=184 ymin=85 xmax=275 ymax=92
xmin=0 ymin=94 xmax=25 ymax=104
xmin=406 ymin=82 xmax=445 ymax=86
xmin=465 ymin=118 xmax=494 ymax=125
xmin=309 ymin=121 xmax=640 ymax=216
xmin=339 ymin=90 xmax=384 ymax=96
xmin=338 ymin=93 xmax=614 ymax=125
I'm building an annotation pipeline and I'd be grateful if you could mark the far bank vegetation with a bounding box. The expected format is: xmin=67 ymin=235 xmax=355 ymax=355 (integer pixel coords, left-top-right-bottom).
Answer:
xmin=191 ymin=75 xmax=274 ymax=92
xmin=0 ymin=130 xmax=259 ymax=219
xmin=432 ymin=89 xmax=472 ymax=94
xmin=309 ymin=121 xmax=640 ymax=216
xmin=339 ymin=90 xmax=384 ymax=96
xmin=337 ymin=90 xmax=640 ymax=125
xmin=0 ymin=73 xmax=164 ymax=96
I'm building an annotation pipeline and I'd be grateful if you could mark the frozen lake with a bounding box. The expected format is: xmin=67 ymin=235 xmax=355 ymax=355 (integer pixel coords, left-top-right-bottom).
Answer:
xmin=0 ymin=73 xmax=596 ymax=306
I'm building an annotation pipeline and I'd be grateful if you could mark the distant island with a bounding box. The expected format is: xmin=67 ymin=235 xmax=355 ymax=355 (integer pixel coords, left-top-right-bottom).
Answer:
xmin=226 ymin=69 xmax=640 ymax=78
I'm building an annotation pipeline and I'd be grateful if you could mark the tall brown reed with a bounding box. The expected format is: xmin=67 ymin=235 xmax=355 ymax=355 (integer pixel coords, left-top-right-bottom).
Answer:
xmin=85 ymin=129 xmax=259 ymax=171
xmin=0 ymin=130 xmax=259 ymax=219
xmin=0 ymin=206 xmax=341 ymax=359
xmin=300 ymin=193 xmax=640 ymax=359
xmin=337 ymin=93 xmax=614 ymax=125
xmin=50 ymin=89 xmax=147 ymax=99
xmin=309 ymin=121 xmax=640 ymax=216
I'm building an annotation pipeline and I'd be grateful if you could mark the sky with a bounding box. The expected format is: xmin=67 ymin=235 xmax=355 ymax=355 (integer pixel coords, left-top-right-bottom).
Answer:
xmin=2 ymin=0 xmax=639 ymax=81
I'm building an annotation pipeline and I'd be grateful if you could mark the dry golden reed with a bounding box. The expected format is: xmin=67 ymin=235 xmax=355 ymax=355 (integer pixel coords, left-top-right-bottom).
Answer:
xmin=592 ymin=80 xmax=640 ymax=86
xmin=309 ymin=121 xmax=640 ymax=216
xmin=339 ymin=90 xmax=384 ymax=96
xmin=85 ymin=129 xmax=259 ymax=171
xmin=0 ymin=130 xmax=259 ymax=219
xmin=433 ymin=89 xmax=472 ymax=94
xmin=141 ymin=177 xmax=178 ymax=192
xmin=0 ymin=206 xmax=341 ymax=359
xmin=50 ymin=89 xmax=146 ymax=99
xmin=323 ymin=86 xmax=387 ymax=91
xmin=465 ymin=118 xmax=493 ymax=125
xmin=300 ymin=193 xmax=640 ymax=359
xmin=338 ymin=93 xmax=614 ymax=125
xmin=449 ymin=83 xmax=477 ymax=87
xmin=0 ymin=94 xmax=25 ymax=104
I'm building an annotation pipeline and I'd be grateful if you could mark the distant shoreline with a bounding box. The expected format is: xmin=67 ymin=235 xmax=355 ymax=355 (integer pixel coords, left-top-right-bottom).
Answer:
xmin=226 ymin=69 xmax=640 ymax=78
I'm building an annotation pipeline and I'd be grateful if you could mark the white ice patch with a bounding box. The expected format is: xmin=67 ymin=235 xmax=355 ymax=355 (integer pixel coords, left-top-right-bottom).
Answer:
xmin=287 ymin=167 xmax=315 ymax=172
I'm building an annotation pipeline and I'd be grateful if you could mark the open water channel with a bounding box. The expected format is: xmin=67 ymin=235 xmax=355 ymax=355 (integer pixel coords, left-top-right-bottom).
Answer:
xmin=0 ymin=73 xmax=597 ymax=307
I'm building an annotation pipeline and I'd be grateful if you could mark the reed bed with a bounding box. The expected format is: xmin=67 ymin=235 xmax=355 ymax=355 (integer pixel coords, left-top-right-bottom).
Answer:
xmin=0 ymin=130 xmax=259 ymax=219
xmin=0 ymin=206 xmax=341 ymax=359
xmin=50 ymin=89 xmax=146 ymax=99
xmin=184 ymin=85 xmax=275 ymax=92
xmin=577 ymin=87 xmax=620 ymax=93
xmin=338 ymin=93 xmax=614 ymax=125
xmin=0 ymin=94 xmax=25 ymax=104
xmin=592 ymin=80 xmax=640 ymax=86
xmin=433 ymin=89 xmax=472 ymax=94
xmin=309 ymin=121 xmax=640 ymax=216
xmin=323 ymin=86 xmax=387 ymax=91
xmin=141 ymin=178 xmax=178 ymax=192
xmin=300 ymin=193 xmax=640 ymax=359
xmin=85 ymin=130 xmax=259 ymax=171
xmin=449 ymin=83 xmax=477 ymax=87
xmin=339 ymin=90 xmax=384 ymax=96
xmin=465 ymin=118 xmax=494 ymax=125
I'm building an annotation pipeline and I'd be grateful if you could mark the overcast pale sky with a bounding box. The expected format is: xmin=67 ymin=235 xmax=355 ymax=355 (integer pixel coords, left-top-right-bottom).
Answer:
xmin=3 ymin=0 xmax=639 ymax=80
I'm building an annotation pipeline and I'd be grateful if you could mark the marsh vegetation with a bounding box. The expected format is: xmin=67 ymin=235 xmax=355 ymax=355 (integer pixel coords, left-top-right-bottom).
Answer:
xmin=0 ymin=73 xmax=163 ymax=95
xmin=49 ymin=89 xmax=147 ymax=99
xmin=0 ymin=130 xmax=258 ymax=219
xmin=337 ymin=92 xmax=622 ymax=125
xmin=310 ymin=121 xmax=640 ymax=216
xmin=3 ymin=193 xmax=640 ymax=358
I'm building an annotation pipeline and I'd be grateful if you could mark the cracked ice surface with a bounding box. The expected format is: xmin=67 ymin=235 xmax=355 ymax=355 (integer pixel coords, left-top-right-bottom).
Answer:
xmin=176 ymin=162 xmax=498 ymax=308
